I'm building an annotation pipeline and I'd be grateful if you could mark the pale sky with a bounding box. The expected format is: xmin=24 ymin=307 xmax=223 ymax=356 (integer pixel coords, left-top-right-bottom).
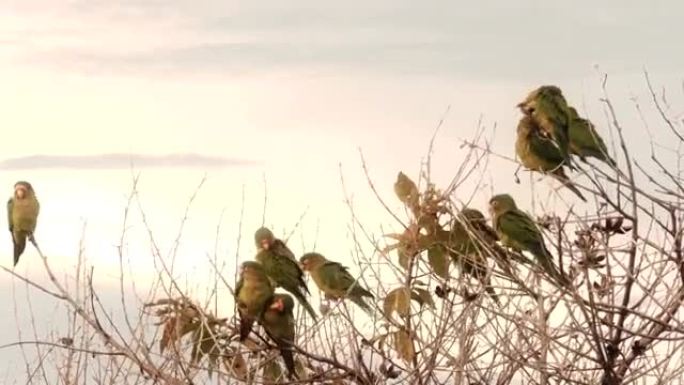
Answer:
xmin=0 ymin=1 xmax=683 ymax=381
xmin=1 ymin=0 xmax=682 ymax=167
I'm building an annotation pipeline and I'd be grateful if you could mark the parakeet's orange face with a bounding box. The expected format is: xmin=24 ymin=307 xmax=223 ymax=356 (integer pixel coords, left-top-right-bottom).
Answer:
xmin=261 ymin=239 xmax=271 ymax=250
xmin=488 ymin=199 xmax=507 ymax=218
xmin=254 ymin=227 xmax=275 ymax=250
xmin=13 ymin=181 xmax=34 ymax=200
xmin=240 ymin=261 xmax=263 ymax=278
xmin=269 ymin=297 xmax=284 ymax=312
xmin=489 ymin=194 xmax=515 ymax=217
xmin=15 ymin=185 xmax=27 ymax=199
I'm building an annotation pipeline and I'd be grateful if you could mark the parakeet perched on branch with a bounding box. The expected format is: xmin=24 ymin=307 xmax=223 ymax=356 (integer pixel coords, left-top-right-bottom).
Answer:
xmin=518 ymin=85 xmax=574 ymax=170
xmin=516 ymin=116 xmax=587 ymax=201
xmin=489 ymin=194 xmax=571 ymax=288
xmin=235 ymin=261 xmax=275 ymax=341
xmin=256 ymin=248 xmax=317 ymax=320
xmin=300 ymin=252 xmax=374 ymax=313
xmin=567 ymin=107 xmax=616 ymax=167
xmin=260 ymin=294 xmax=298 ymax=380
xmin=7 ymin=181 xmax=40 ymax=266
xmin=445 ymin=209 xmax=502 ymax=304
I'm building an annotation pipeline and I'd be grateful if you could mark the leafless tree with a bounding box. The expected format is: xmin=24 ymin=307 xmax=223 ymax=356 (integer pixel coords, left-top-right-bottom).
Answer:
xmin=4 ymin=74 xmax=684 ymax=385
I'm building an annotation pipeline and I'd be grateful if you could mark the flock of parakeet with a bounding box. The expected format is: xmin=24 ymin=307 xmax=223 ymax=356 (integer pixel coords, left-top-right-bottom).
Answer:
xmin=235 ymin=227 xmax=374 ymax=379
xmin=5 ymin=85 xmax=615 ymax=379
xmin=451 ymin=85 xmax=615 ymax=296
xmin=515 ymin=85 xmax=615 ymax=202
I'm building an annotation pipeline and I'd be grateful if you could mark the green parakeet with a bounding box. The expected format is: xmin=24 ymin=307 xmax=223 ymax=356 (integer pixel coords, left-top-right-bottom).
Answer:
xmin=518 ymin=85 xmax=574 ymax=170
xmin=235 ymin=261 xmax=275 ymax=341
xmin=516 ymin=116 xmax=587 ymax=202
xmin=7 ymin=181 xmax=40 ymax=266
xmin=254 ymin=227 xmax=296 ymax=261
xmin=260 ymin=294 xmax=298 ymax=380
xmin=299 ymin=252 xmax=374 ymax=313
xmin=445 ymin=209 xmax=501 ymax=305
xmin=256 ymin=248 xmax=317 ymax=320
xmin=567 ymin=107 xmax=616 ymax=167
xmin=488 ymin=194 xmax=571 ymax=288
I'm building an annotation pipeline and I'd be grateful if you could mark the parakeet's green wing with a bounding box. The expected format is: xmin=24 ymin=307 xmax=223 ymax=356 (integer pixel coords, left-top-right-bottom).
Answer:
xmin=498 ymin=210 xmax=545 ymax=251
xmin=6 ymin=198 xmax=13 ymax=232
xmin=258 ymin=252 xmax=309 ymax=293
xmin=319 ymin=262 xmax=357 ymax=292
xmin=257 ymin=250 xmax=317 ymax=319
xmin=528 ymin=131 xmax=565 ymax=166
xmin=272 ymin=239 xmax=296 ymax=261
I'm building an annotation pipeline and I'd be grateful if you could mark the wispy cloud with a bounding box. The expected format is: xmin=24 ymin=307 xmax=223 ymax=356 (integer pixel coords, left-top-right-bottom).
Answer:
xmin=4 ymin=1 xmax=683 ymax=80
xmin=0 ymin=153 xmax=257 ymax=170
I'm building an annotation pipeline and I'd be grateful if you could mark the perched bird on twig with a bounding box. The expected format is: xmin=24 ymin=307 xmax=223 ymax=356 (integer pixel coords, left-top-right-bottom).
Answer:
xmin=489 ymin=194 xmax=571 ymax=289
xmin=7 ymin=181 xmax=40 ymax=266
xmin=300 ymin=252 xmax=375 ymax=313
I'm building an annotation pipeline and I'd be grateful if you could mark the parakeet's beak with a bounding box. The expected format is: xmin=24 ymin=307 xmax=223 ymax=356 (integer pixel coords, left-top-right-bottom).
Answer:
xmin=516 ymin=102 xmax=528 ymax=112
xmin=298 ymin=261 xmax=307 ymax=271
xmin=269 ymin=298 xmax=284 ymax=311
xmin=15 ymin=187 xmax=26 ymax=199
xmin=260 ymin=240 xmax=270 ymax=250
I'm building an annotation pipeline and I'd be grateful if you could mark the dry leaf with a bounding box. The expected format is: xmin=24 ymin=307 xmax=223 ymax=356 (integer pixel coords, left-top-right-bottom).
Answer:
xmin=411 ymin=288 xmax=435 ymax=309
xmin=224 ymin=352 xmax=248 ymax=381
xmin=383 ymin=287 xmax=411 ymax=320
xmin=263 ymin=357 xmax=284 ymax=384
xmin=393 ymin=330 xmax=415 ymax=362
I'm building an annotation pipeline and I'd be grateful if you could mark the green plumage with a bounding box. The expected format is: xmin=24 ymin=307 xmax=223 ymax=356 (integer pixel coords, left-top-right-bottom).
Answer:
xmin=235 ymin=261 xmax=275 ymax=341
xmin=260 ymin=294 xmax=298 ymax=380
xmin=254 ymin=227 xmax=296 ymax=261
xmin=7 ymin=181 xmax=40 ymax=266
xmin=518 ymin=85 xmax=575 ymax=170
xmin=256 ymin=249 xmax=317 ymax=320
xmin=445 ymin=209 xmax=501 ymax=305
xmin=516 ymin=116 xmax=587 ymax=201
xmin=567 ymin=107 xmax=616 ymax=167
xmin=300 ymin=252 xmax=374 ymax=313
xmin=489 ymin=194 xmax=570 ymax=288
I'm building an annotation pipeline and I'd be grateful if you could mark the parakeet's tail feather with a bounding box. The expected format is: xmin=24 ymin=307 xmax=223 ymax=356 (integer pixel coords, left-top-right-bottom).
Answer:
xmin=351 ymin=285 xmax=374 ymax=299
xmin=349 ymin=295 xmax=373 ymax=314
xmin=239 ymin=317 xmax=255 ymax=341
xmin=298 ymin=278 xmax=311 ymax=295
xmin=13 ymin=233 xmax=26 ymax=267
xmin=551 ymin=169 xmax=587 ymax=202
xmin=278 ymin=343 xmax=298 ymax=380
xmin=292 ymin=291 xmax=318 ymax=320
xmin=538 ymin=255 xmax=572 ymax=288
xmin=597 ymin=153 xmax=617 ymax=168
